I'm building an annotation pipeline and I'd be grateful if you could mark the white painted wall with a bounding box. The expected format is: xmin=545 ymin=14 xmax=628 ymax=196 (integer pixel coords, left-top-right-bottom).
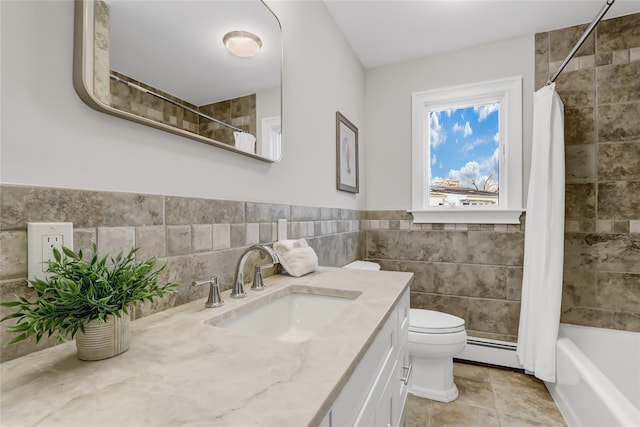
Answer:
xmin=0 ymin=1 xmax=365 ymax=209
xmin=364 ymin=36 xmax=535 ymax=210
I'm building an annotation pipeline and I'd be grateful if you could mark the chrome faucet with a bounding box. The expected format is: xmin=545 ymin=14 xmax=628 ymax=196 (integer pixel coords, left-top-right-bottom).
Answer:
xmin=192 ymin=276 xmax=224 ymax=308
xmin=231 ymin=244 xmax=280 ymax=298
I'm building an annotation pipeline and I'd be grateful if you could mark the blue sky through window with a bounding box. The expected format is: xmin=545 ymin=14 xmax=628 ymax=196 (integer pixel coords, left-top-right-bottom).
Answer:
xmin=428 ymin=103 xmax=500 ymax=193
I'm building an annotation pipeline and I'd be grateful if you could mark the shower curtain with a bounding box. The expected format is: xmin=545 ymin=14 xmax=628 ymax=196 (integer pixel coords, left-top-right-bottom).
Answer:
xmin=517 ymin=82 xmax=565 ymax=382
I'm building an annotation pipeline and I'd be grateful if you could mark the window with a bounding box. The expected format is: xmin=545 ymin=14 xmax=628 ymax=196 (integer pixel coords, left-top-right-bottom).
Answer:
xmin=410 ymin=77 xmax=523 ymax=224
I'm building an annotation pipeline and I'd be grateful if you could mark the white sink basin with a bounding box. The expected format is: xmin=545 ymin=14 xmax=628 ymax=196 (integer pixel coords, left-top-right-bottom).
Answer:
xmin=211 ymin=291 xmax=356 ymax=342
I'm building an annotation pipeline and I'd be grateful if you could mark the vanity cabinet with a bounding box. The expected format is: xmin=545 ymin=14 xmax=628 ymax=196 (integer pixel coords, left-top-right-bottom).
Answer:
xmin=319 ymin=289 xmax=411 ymax=427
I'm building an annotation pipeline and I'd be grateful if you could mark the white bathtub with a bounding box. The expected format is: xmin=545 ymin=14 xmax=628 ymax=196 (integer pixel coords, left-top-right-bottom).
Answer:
xmin=545 ymin=324 xmax=640 ymax=427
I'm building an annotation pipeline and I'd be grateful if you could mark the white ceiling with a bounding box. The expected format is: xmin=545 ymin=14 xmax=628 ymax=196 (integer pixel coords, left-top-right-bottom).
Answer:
xmin=323 ymin=0 xmax=640 ymax=69
xmin=108 ymin=0 xmax=281 ymax=105
xmin=107 ymin=0 xmax=639 ymax=105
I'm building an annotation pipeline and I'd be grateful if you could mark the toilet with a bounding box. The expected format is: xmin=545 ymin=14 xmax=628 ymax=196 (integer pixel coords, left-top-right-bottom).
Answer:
xmin=408 ymin=308 xmax=466 ymax=402
xmin=343 ymin=260 xmax=467 ymax=403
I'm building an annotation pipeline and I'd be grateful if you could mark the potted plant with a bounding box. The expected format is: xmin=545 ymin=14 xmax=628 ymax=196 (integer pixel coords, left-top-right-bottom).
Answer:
xmin=1 ymin=245 xmax=178 ymax=360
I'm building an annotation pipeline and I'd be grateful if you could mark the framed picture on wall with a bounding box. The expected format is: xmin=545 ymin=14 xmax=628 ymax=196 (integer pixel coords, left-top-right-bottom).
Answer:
xmin=336 ymin=112 xmax=359 ymax=193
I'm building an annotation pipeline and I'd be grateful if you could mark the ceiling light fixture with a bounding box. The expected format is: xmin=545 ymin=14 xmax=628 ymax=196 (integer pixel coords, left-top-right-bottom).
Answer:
xmin=223 ymin=31 xmax=262 ymax=58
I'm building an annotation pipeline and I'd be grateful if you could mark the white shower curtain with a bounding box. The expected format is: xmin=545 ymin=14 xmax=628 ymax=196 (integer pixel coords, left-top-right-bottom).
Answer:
xmin=517 ymin=82 xmax=565 ymax=382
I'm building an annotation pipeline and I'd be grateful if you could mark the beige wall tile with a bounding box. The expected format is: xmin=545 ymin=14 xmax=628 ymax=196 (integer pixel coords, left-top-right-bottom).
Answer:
xmin=191 ymin=224 xmax=212 ymax=253
xmin=0 ymin=231 xmax=27 ymax=279
xmin=166 ymin=225 xmax=190 ymax=256
xmin=135 ymin=226 xmax=166 ymax=259
xmin=212 ymin=224 xmax=231 ymax=250
xmin=97 ymin=227 xmax=136 ymax=257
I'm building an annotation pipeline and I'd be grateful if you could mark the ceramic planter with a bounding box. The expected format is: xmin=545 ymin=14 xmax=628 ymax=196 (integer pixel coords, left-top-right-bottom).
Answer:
xmin=75 ymin=311 xmax=130 ymax=361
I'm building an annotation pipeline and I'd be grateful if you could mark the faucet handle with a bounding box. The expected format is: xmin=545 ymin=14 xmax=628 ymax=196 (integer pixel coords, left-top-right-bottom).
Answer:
xmin=251 ymin=265 xmax=266 ymax=291
xmin=193 ymin=276 xmax=224 ymax=308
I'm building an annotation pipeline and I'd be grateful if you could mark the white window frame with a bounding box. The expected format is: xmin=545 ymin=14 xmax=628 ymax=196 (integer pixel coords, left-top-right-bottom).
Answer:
xmin=410 ymin=76 xmax=523 ymax=224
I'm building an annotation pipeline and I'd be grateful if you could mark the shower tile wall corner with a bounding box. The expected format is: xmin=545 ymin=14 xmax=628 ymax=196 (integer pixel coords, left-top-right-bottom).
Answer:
xmin=537 ymin=12 xmax=640 ymax=332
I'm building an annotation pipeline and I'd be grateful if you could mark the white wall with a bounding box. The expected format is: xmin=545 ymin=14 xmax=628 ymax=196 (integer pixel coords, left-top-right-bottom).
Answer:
xmin=364 ymin=36 xmax=534 ymax=210
xmin=0 ymin=1 xmax=365 ymax=209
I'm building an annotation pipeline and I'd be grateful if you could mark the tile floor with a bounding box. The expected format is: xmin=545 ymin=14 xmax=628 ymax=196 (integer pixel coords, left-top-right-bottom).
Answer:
xmin=405 ymin=361 xmax=567 ymax=427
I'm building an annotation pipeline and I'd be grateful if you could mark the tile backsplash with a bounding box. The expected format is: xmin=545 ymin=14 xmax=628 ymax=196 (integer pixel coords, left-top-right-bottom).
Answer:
xmin=0 ymin=184 xmax=363 ymax=362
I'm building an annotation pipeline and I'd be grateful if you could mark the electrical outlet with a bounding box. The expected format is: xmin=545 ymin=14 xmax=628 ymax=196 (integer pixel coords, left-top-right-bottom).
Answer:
xmin=28 ymin=223 xmax=73 ymax=285
xmin=41 ymin=234 xmax=64 ymax=272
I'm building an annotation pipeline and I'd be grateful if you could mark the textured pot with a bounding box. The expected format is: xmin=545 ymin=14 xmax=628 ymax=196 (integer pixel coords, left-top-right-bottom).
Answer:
xmin=75 ymin=311 xmax=130 ymax=361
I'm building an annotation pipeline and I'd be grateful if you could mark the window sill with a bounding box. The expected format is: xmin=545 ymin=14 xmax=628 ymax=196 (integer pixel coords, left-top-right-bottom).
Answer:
xmin=409 ymin=209 xmax=524 ymax=225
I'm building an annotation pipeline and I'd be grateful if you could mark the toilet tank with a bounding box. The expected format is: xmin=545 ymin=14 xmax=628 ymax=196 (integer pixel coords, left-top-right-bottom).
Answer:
xmin=343 ymin=261 xmax=381 ymax=271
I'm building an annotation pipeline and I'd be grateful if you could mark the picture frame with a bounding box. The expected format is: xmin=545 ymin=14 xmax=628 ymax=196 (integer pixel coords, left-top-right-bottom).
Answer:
xmin=336 ymin=111 xmax=359 ymax=193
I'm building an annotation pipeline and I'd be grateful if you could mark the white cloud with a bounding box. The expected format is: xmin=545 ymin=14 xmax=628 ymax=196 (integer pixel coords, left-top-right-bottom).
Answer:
xmin=473 ymin=103 xmax=499 ymax=122
xmin=448 ymin=161 xmax=482 ymax=184
xmin=452 ymin=121 xmax=472 ymax=137
xmin=481 ymin=147 xmax=500 ymax=175
xmin=431 ymin=154 xmax=437 ymax=165
xmin=446 ymin=155 xmax=499 ymax=192
xmin=494 ymin=132 xmax=499 ymax=143
xmin=461 ymin=136 xmax=492 ymax=154
xmin=429 ymin=111 xmax=447 ymax=148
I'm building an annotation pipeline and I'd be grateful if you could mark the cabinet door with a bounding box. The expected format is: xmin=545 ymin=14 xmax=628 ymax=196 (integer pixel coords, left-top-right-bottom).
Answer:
xmin=335 ymin=312 xmax=396 ymax=426
xmin=393 ymin=340 xmax=411 ymax=427
xmin=374 ymin=358 xmax=398 ymax=427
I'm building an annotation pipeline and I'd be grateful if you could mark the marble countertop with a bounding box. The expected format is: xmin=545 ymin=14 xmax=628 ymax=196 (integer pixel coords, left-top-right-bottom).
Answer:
xmin=0 ymin=267 xmax=412 ymax=427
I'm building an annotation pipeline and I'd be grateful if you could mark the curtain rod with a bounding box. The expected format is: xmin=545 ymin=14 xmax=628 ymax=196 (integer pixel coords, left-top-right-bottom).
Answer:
xmin=547 ymin=0 xmax=615 ymax=85
xmin=109 ymin=74 xmax=246 ymax=133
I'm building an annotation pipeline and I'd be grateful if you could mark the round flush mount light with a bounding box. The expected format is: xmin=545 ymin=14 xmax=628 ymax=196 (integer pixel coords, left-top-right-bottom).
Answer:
xmin=223 ymin=31 xmax=262 ymax=58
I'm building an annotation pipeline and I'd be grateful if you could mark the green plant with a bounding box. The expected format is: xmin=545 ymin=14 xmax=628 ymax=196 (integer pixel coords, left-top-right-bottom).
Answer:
xmin=1 ymin=245 xmax=179 ymax=344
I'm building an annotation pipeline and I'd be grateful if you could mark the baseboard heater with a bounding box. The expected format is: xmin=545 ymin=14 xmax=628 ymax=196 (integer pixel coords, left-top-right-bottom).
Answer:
xmin=455 ymin=337 xmax=523 ymax=369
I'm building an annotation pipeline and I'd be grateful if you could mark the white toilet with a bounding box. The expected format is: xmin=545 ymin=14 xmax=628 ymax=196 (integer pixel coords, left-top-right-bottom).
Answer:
xmin=409 ymin=308 xmax=466 ymax=402
xmin=343 ymin=260 xmax=467 ymax=403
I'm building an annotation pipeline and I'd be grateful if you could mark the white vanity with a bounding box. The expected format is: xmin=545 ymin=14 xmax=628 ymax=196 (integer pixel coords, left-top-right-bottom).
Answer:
xmin=0 ymin=267 xmax=412 ymax=426
xmin=319 ymin=288 xmax=410 ymax=427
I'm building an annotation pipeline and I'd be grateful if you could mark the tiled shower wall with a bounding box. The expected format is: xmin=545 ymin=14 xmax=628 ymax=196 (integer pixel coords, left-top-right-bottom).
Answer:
xmin=110 ymin=73 xmax=256 ymax=147
xmin=0 ymin=184 xmax=364 ymax=362
xmin=199 ymin=95 xmax=257 ymax=145
xmin=110 ymin=71 xmax=200 ymax=134
xmin=537 ymin=13 xmax=640 ymax=331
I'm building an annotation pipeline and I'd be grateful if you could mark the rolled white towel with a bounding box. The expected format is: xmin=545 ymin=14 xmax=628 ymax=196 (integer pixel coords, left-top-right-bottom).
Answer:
xmin=233 ymin=132 xmax=256 ymax=153
xmin=273 ymin=238 xmax=318 ymax=277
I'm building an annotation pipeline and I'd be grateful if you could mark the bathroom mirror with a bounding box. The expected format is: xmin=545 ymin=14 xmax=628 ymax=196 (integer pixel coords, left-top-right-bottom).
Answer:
xmin=73 ymin=0 xmax=282 ymax=162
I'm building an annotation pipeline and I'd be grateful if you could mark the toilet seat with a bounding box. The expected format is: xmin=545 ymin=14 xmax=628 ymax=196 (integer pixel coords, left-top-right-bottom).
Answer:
xmin=409 ymin=309 xmax=465 ymax=334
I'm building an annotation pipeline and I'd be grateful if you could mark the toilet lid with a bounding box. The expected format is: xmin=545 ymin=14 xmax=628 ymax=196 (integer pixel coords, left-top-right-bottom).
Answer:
xmin=409 ymin=309 xmax=465 ymax=334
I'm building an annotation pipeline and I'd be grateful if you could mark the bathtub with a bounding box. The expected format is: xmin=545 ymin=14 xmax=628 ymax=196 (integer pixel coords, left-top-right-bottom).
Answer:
xmin=545 ymin=324 xmax=640 ymax=427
